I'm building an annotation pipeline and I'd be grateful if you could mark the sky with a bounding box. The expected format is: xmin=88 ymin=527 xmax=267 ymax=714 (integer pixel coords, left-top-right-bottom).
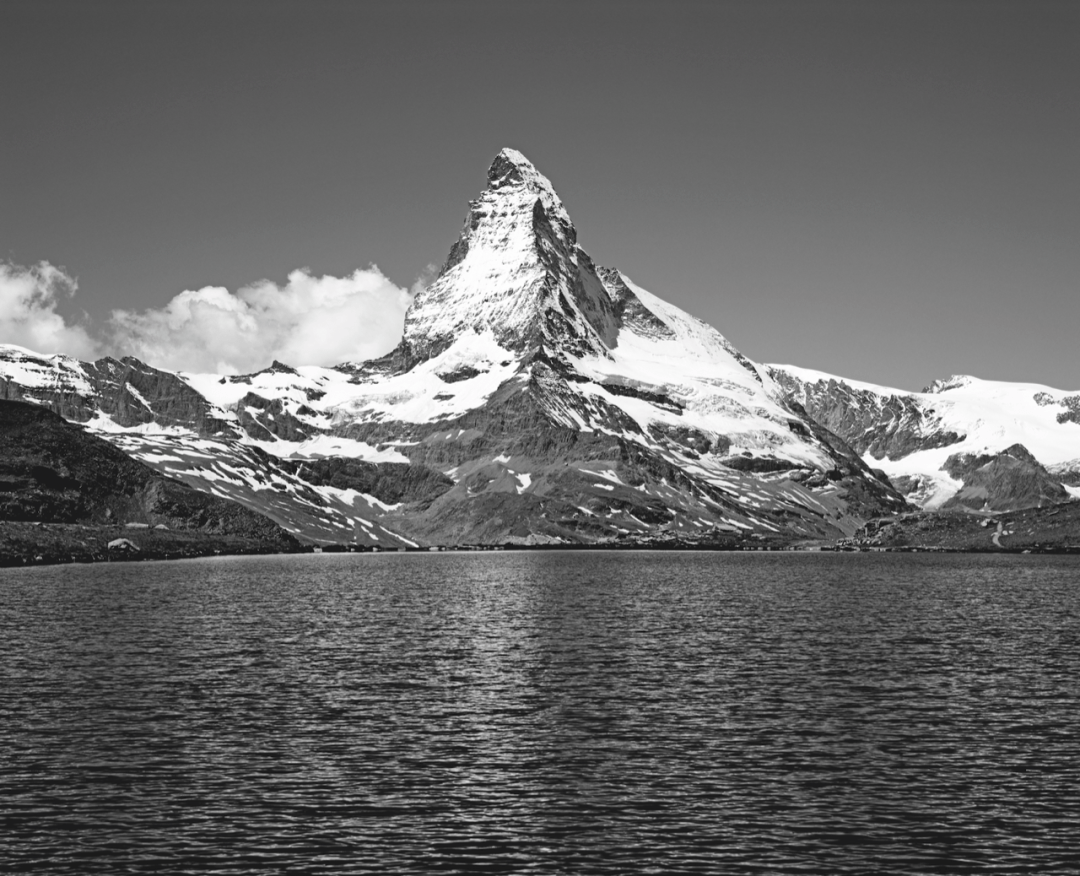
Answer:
xmin=1 ymin=0 xmax=1077 ymax=389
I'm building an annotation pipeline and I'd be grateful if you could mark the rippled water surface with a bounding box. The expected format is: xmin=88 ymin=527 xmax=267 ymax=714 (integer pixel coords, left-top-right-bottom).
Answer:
xmin=2 ymin=551 xmax=1080 ymax=874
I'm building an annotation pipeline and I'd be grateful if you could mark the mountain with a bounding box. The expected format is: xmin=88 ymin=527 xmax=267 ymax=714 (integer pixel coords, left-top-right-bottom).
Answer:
xmin=768 ymin=365 xmax=1080 ymax=512
xmin=1 ymin=148 xmax=912 ymax=545
xmin=0 ymin=346 xmax=428 ymax=547
xmin=0 ymin=399 xmax=299 ymax=563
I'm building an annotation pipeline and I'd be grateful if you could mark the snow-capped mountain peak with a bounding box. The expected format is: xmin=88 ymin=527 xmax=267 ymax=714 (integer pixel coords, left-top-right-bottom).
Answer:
xmin=399 ymin=148 xmax=617 ymax=367
xmin=485 ymin=147 xmax=570 ymax=225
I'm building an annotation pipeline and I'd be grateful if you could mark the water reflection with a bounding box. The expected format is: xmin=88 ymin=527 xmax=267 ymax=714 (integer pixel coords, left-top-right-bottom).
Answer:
xmin=2 ymin=552 xmax=1078 ymax=873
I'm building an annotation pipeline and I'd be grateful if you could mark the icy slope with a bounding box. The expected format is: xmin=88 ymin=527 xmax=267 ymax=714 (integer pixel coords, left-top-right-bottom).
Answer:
xmin=769 ymin=364 xmax=1080 ymax=510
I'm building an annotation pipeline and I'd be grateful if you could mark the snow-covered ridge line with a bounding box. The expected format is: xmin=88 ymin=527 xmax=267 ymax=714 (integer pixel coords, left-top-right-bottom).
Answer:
xmin=767 ymin=362 xmax=1080 ymax=401
xmin=768 ymin=362 xmax=1080 ymax=512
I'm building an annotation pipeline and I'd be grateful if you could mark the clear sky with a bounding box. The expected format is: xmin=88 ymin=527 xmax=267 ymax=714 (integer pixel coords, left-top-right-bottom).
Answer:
xmin=1 ymin=0 xmax=1077 ymax=389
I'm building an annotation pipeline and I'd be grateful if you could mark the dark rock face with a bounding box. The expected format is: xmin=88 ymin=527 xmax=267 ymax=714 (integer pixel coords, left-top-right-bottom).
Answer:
xmin=768 ymin=368 xmax=965 ymax=460
xmin=1034 ymin=391 xmax=1080 ymax=425
xmin=648 ymin=423 xmax=725 ymax=456
xmin=596 ymin=268 xmax=676 ymax=341
xmin=0 ymin=400 xmax=296 ymax=548
xmin=91 ymin=357 xmax=235 ymax=434
xmin=235 ymin=393 xmax=317 ymax=442
xmin=604 ymin=381 xmax=684 ymax=412
xmin=1057 ymin=396 xmax=1080 ymax=426
xmin=777 ymin=399 xmax=909 ymax=517
xmin=939 ymin=443 xmax=1069 ymax=512
xmin=0 ymin=351 xmax=236 ymax=437
xmin=282 ymin=458 xmax=454 ymax=507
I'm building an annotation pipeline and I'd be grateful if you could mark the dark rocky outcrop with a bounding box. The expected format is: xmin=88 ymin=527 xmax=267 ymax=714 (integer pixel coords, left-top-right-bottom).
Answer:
xmin=939 ymin=443 xmax=1069 ymax=512
xmin=648 ymin=423 xmax=726 ymax=456
xmin=235 ymin=393 xmax=317 ymax=442
xmin=1033 ymin=391 xmax=1080 ymax=425
xmin=1056 ymin=396 xmax=1080 ymax=426
xmin=0 ymin=351 xmax=236 ymax=436
xmin=282 ymin=457 xmax=454 ymax=507
xmin=779 ymin=400 xmax=910 ymax=516
xmin=0 ymin=400 xmax=298 ymax=552
xmin=768 ymin=368 xmax=965 ymax=460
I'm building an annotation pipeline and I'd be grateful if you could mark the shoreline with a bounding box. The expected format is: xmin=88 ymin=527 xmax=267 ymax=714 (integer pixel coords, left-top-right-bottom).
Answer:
xmin=4 ymin=523 xmax=1078 ymax=570
xmin=0 ymin=521 xmax=300 ymax=569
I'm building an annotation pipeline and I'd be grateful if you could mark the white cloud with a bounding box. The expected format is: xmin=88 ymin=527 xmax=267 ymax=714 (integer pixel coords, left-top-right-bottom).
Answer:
xmin=1 ymin=261 xmax=415 ymax=374
xmin=107 ymin=267 xmax=412 ymax=374
xmin=0 ymin=261 xmax=101 ymax=359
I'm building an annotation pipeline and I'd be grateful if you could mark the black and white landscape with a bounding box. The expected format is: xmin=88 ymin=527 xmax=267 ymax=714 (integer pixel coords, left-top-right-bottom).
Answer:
xmin=3 ymin=4 xmax=1079 ymax=876
xmin=3 ymin=148 xmax=1078 ymax=556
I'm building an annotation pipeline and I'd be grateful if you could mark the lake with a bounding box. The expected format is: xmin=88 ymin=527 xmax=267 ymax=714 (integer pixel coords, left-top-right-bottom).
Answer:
xmin=2 ymin=551 xmax=1078 ymax=874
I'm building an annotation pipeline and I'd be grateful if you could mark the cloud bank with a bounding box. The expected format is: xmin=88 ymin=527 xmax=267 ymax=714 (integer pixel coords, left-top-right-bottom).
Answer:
xmin=109 ymin=267 xmax=412 ymax=374
xmin=0 ymin=261 xmax=101 ymax=359
xmin=0 ymin=261 xmax=414 ymax=374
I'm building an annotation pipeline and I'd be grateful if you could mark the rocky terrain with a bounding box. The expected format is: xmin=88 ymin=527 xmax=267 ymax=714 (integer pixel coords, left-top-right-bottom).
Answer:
xmin=840 ymin=502 xmax=1080 ymax=553
xmin=0 ymin=348 xmax=236 ymax=436
xmin=0 ymin=399 xmax=299 ymax=564
xmin=0 ymin=521 xmax=303 ymax=567
xmin=937 ymin=444 xmax=1069 ymax=512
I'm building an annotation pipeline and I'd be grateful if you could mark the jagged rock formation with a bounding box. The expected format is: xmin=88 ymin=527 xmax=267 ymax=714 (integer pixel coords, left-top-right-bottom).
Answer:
xmin=2 ymin=149 xmax=916 ymax=545
xmin=768 ymin=365 xmax=1080 ymax=511
xmin=0 ymin=349 xmax=236 ymax=436
xmin=939 ymin=444 xmax=1069 ymax=512
xmin=768 ymin=368 xmax=965 ymax=459
xmin=279 ymin=458 xmax=454 ymax=507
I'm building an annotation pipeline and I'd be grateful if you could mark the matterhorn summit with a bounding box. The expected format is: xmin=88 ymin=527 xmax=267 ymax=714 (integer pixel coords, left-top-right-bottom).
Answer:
xmin=1 ymin=148 xmax=912 ymax=546
xmin=399 ymin=146 xmax=620 ymax=366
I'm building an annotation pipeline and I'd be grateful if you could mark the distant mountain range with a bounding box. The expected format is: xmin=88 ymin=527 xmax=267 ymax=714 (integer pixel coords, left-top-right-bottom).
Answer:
xmin=767 ymin=366 xmax=1080 ymax=512
xmin=2 ymin=149 xmax=1077 ymax=548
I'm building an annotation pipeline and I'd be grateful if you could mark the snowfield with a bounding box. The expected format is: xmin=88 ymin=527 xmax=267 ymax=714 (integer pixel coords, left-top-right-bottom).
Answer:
xmin=769 ymin=364 xmax=1080 ymax=508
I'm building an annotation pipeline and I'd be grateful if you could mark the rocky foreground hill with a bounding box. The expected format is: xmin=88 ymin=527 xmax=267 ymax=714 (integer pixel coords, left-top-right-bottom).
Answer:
xmin=0 ymin=400 xmax=299 ymax=565
xmin=840 ymin=503 xmax=1080 ymax=553
xmin=1 ymin=148 xmax=1077 ymax=553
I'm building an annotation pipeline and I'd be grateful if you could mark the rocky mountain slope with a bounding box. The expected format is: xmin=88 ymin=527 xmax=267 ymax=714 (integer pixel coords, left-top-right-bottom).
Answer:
xmin=1 ymin=150 xmax=911 ymax=545
xmin=768 ymin=365 xmax=1080 ymax=513
xmin=0 ymin=399 xmax=299 ymax=562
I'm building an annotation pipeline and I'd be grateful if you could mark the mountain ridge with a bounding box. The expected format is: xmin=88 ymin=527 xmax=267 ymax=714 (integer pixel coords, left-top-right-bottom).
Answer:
xmin=12 ymin=147 xmax=1074 ymax=546
xmin=767 ymin=363 xmax=1080 ymax=511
